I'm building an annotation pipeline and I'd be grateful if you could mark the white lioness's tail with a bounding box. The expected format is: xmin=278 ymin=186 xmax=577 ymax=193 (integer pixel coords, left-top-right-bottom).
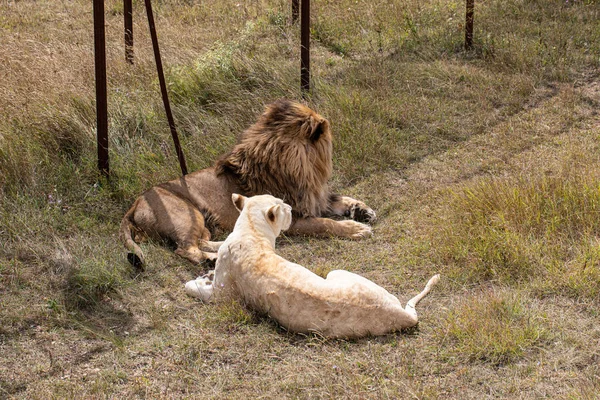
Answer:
xmin=404 ymin=274 xmax=440 ymax=318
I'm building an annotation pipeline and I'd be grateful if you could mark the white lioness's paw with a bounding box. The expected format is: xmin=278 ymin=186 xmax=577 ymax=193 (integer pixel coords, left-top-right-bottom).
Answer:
xmin=185 ymin=276 xmax=214 ymax=302
xmin=340 ymin=220 xmax=373 ymax=240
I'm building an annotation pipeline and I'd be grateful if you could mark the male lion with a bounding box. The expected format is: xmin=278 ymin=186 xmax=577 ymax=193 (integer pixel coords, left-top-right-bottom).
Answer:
xmin=185 ymin=194 xmax=440 ymax=339
xmin=120 ymin=100 xmax=376 ymax=267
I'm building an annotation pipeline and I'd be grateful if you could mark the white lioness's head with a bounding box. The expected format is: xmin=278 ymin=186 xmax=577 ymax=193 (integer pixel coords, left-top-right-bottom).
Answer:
xmin=231 ymin=194 xmax=293 ymax=237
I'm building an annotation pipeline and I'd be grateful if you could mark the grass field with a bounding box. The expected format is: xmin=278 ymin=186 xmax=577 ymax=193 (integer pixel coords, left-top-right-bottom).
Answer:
xmin=1 ymin=0 xmax=600 ymax=398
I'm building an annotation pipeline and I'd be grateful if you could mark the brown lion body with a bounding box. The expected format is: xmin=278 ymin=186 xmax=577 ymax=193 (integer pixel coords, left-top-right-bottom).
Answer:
xmin=120 ymin=100 xmax=375 ymax=267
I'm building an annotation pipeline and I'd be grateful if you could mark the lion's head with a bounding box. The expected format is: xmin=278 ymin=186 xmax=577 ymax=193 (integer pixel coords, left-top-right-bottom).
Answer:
xmin=215 ymin=100 xmax=333 ymax=218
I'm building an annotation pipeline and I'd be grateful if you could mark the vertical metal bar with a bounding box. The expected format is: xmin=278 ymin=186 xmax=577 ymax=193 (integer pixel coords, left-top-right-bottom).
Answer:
xmin=144 ymin=0 xmax=188 ymax=176
xmin=465 ymin=0 xmax=474 ymax=50
xmin=93 ymin=0 xmax=109 ymax=178
xmin=124 ymin=0 xmax=134 ymax=64
xmin=292 ymin=0 xmax=299 ymax=23
xmin=300 ymin=0 xmax=310 ymax=94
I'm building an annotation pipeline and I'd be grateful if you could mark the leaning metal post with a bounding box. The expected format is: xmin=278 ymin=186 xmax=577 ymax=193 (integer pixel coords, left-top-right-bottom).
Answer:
xmin=144 ymin=0 xmax=188 ymax=176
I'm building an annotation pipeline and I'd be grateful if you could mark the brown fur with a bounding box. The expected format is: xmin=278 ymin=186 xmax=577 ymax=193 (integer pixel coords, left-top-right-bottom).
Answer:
xmin=120 ymin=99 xmax=375 ymax=267
xmin=215 ymin=100 xmax=332 ymax=218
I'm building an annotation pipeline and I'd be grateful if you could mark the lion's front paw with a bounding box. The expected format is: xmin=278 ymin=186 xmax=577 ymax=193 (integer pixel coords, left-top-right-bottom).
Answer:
xmin=339 ymin=220 xmax=373 ymax=240
xmin=350 ymin=202 xmax=377 ymax=224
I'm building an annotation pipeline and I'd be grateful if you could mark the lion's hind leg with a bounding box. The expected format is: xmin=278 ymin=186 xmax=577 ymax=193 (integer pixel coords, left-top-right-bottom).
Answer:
xmin=129 ymin=187 xmax=218 ymax=265
xmin=325 ymin=270 xmax=398 ymax=302
xmin=325 ymin=271 xmax=440 ymax=331
xmin=155 ymin=195 xmax=218 ymax=264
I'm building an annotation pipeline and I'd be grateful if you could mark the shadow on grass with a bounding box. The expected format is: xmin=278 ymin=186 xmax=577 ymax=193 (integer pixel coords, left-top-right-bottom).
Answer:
xmin=62 ymin=265 xmax=135 ymax=342
xmin=0 ymin=377 xmax=27 ymax=397
xmin=249 ymin=307 xmax=423 ymax=346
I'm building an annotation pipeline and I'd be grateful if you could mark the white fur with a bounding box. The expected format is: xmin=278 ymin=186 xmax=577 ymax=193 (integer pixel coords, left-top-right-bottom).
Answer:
xmin=185 ymin=194 xmax=440 ymax=338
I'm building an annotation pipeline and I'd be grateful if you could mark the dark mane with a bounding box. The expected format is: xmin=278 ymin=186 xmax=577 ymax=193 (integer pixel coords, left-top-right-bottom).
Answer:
xmin=215 ymin=100 xmax=333 ymax=217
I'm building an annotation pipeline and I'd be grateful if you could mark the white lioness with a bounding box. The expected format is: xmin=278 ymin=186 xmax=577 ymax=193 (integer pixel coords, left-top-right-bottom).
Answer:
xmin=186 ymin=194 xmax=440 ymax=339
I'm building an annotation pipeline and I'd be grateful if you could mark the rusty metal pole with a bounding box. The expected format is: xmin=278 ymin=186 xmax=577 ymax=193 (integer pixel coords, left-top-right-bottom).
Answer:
xmin=292 ymin=0 xmax=299 ymax=23
xmin=124 ymin=0 xmax=133 ymax=64
xmin=300 ymin=0 xmax=310 ymax=95
xmin=465 ymin=0 xmax=474 ymax=50
xmin=93 ymin=0 xmax=109 ymax=178
xmin=144 ymin=0 xmax=188 ymax=176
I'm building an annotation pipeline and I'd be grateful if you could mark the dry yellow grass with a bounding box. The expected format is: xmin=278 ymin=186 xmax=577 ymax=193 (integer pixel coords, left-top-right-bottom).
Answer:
xmin=1 ymin=0 xmax=600 ymax=398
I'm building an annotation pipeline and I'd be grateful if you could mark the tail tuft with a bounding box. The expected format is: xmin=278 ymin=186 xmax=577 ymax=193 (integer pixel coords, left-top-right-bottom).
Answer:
xmin=127 ymin=252 xmax=145 ymax=271
xmin=426 ymin=274 xmax=441 ymax=288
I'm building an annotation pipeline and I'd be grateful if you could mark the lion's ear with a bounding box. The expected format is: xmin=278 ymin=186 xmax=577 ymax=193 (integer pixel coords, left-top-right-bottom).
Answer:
xmin=309 ymin=116 xmax=327 ymax=142
xmin=232 ymin=193 xmax=247 ymax=212
xmin=266 ymin=204 xmax=280 ymax=224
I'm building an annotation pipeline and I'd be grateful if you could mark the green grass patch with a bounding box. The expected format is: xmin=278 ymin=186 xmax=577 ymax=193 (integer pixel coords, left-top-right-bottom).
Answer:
xmin=538 ymin=240 xmax=600 ymax=301
xmin=436 ymin=290 xmax=549 ymax=365
xmin=430 ymin=173 xmax=600 ymax=294
xmin=65 ymin=258 xmax=129 ymax=310
xmin=198 ymin=298 xmax=258 ymax=334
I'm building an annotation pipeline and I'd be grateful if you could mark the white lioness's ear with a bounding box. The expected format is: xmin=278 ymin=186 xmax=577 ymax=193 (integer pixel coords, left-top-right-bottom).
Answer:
xmin=266 ymin=204 xmax=281 ymax=224
xmin=232 ymin=193 xmax=247 ymax=212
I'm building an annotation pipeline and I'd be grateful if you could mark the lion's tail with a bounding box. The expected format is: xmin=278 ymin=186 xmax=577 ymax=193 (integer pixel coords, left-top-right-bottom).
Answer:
xmin=404 ymin=274 xmax=440 ymax=319
xmin=119 ymin=199 xmax=145 ymax=269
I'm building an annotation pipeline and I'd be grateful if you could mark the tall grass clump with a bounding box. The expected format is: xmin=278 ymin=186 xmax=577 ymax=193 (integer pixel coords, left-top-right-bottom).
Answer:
xmin=3 ymin=92 xmax=107 ymax=199
xmin=431 ymin=173 xmax=600 ymax=294
xmin=65 ymin=258 xmax=129 ymax=310
xmin=436 ymin=290 xmax=549 ymax=365
xmin=0 ymin=97 xmax=104 ymax=204
xmin=168 ymin=37 xmax=296 ymax=109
